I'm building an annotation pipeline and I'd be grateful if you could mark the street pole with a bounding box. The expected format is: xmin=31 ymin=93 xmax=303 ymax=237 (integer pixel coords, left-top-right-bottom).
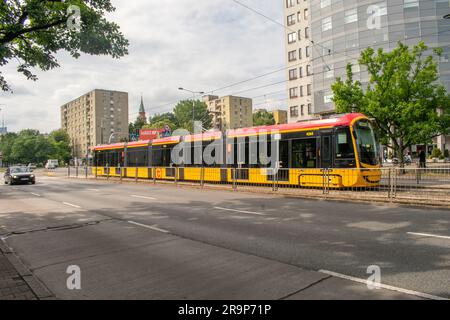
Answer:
xmin=178 ymin=87 xmax=205 ymax=133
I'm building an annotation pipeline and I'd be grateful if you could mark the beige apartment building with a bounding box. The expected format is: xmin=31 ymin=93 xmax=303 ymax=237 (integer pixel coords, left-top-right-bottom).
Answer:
xmin=284 ymin=0 xmax=314 ymax=123
xmin=61 ymin=89 xmax=129 ymax=159
xmin=273 ymin=110 xmax=288 ymax=125
xmin=203 ymin=95 xmax=253 ymax=131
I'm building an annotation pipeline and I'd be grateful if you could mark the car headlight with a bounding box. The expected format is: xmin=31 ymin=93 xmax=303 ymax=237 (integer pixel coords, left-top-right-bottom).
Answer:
xmin=30 ymin=175 xmax=35 ymax=178
xmin=13 ymin=176 xmax=18 ymax=179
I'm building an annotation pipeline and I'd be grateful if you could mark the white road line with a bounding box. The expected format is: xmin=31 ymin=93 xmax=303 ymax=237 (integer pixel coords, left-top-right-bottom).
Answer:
xmin=319 ymin=270 xmax=448 ymax=301
xmin=62 ymin=202 xmax=82 ymax=209
xmin=213 ymin=207 xmax=266 ymax=216
xmin=30 ymin=193 xmax=41 ymax=197
xmin=407 ymin=232 xmax=450 ymax=240
xmin=127 ymin=221 xmax=170 ymax=234
xmin=87 ymin=189 xmax=100 ymax=192
xmin=131 ymin=195 xmax=157 ymax=201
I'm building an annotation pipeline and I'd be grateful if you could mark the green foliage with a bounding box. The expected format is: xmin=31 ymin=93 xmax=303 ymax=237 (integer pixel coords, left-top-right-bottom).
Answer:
xmin=48 ymin=129 xmax=71 ymax=163
xmin=431 ymin=148 xmax=443 ymax=159
xmin=445 ymin=149 xmax=449 ymax=158
xmin=173 ymin=100 xmax=212 ymax=133
xmin=253 ymin=109 xmax=275 ymax=126
xmin=0 ymin=129 xmax=71 ymax=165
xmin=146 ymin=113 xmax=178 ymax=131
xmin=332 ymin=42 xmax=450 ymax=163
xmin=0 ymin=0 xmax=129 ymax=91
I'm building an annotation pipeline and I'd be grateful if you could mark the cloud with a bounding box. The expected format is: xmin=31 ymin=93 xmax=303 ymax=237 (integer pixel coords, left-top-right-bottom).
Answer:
xmin=0 ymin=0 xmax=286 ymax=132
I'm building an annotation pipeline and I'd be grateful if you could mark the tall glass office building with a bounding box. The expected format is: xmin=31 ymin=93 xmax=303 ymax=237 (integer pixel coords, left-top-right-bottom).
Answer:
xmin=310 ymin=0 xmax=450 ymax=113
xmin=303 ymin=0 xmax=450 ymax=150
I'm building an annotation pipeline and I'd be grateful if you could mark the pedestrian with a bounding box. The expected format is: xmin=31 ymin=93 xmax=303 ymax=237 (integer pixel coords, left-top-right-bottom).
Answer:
xmin=419 ymin=150 xmax=427 ymax=168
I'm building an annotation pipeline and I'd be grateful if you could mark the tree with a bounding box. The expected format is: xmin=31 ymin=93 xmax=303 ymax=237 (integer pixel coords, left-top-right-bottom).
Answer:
xmin=146 ymin=112 xmax=178 ymax=131
xmin=253 ymin=109 xmax=275 ymax=126
xmin=0 ymin=132 xmax=18 ymax=164
xmin=173 ymin=100 xmax=212 ymax=133
xmin=0 ymin=129 xmax=72 ymax=165
xmin=0 ymin=0 xmax=129 ymax=91
xmin=332 ymin=42 xmax=450 ymax=166
xmin=48 ymin=129 xmax=71 ymax=163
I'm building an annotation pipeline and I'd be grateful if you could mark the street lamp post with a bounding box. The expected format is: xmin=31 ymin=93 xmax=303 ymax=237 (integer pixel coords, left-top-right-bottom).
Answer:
xmin=178 ymin=87 xmax=205 ymax=132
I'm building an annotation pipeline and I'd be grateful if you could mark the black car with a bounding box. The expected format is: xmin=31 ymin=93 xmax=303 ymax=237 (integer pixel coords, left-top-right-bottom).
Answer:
xmin=4 ymin=166 xmax=36 ymax=185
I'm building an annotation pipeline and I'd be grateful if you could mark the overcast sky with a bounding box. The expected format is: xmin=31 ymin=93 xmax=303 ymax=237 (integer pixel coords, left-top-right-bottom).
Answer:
xmin=0 ymin=0 xmax=286 ymax=133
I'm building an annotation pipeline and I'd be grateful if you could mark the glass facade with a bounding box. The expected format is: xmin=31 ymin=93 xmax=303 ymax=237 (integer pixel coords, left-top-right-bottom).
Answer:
xmin=310 ymin=0 xmax=450 ymax=114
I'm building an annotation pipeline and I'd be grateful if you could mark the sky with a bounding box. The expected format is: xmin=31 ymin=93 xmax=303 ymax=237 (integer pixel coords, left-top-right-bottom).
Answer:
xmin=0 ymin=0 xmax=286 ymax=133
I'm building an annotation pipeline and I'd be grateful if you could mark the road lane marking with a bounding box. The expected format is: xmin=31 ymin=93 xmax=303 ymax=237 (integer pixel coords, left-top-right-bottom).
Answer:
xmin=87 ymin=189 xmax=100 ymax=192
xmin=319 ymin=270 xmax=448 ymax=301
xmin=214 ymin=207 xmax=266 ymax=216
xmin=131 ymin=195 xmax=157 ymax=201
xmin=30 ymin=193 xmax=41 ymax=197
xmin=62 ymin=202 xmax=82 ymax=209
xmin=127 ymin=221 xmax=169 ymax=234
xmin=407 ymin=232 xmax=450 ymax=240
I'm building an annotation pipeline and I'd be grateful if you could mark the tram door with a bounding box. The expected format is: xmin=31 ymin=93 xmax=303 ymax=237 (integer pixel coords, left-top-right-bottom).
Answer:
xmin=321 ymin=133 xmax=333 ymax=169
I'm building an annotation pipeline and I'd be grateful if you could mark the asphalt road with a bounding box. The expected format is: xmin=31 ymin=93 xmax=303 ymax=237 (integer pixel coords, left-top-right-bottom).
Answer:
xmin=1 ymin=172 xmax=449 ymax=300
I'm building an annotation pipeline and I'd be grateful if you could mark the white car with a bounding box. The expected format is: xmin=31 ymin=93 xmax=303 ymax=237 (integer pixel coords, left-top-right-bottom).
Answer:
xmin=45 ymin=160 xmax=58 ymax=169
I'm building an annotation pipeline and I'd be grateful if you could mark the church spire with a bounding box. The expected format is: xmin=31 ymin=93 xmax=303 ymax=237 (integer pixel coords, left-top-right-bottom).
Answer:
xmin=138 ymin=93 xmax=147 ymax=123
xmin=139 ymin=94 xmax=145 ymax=114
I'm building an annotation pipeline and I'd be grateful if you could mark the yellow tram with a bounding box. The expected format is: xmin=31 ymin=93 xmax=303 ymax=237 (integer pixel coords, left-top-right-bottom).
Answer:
xmin=92 ymin=113 xmax=382 ymax=188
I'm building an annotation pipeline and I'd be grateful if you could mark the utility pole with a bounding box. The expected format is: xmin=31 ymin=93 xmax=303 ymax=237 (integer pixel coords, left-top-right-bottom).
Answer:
xmin=178 ymin=87 xmax=205 ymax=133
xmin=0 ymin=104 xmax=5 ymax=134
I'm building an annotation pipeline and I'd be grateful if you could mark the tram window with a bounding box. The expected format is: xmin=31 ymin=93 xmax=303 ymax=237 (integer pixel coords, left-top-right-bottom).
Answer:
xmin=335 ymin=128 xmax=355 ymax=159
xmin=322 ymin=136 xmax=331 ymax=161
xmin=152 ymin=148 xmax=163 ymax=166
xmin=162 ymin=147 xmax=172 ymax=167
xmin=292 ymin=138 xmax=317 ymax=168
xmin=127 ymin=148 xmax=148 ymax=167
xmin=279 ymin=140 xmax=289 ymax=169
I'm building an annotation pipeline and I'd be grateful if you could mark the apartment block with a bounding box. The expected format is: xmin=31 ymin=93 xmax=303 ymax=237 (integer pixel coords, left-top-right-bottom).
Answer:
xmin=204 ymin=95 xmax=253 ymax=131
xmin=284 ymin=0 xmax=314 ymax=123
xmin=273 ymin=109 xmax=288 ymax=125
xmin=61 ymin=89 xmax=129 ymax=159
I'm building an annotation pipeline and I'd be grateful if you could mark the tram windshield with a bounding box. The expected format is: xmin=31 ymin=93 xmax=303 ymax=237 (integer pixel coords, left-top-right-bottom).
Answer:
xmin=354 ymin=120 xmax=380 ymax=166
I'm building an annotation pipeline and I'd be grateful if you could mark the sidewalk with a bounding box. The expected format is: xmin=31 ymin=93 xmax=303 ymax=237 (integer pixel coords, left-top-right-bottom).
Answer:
xmin=0 ymin=240 xmax=53 ymax=300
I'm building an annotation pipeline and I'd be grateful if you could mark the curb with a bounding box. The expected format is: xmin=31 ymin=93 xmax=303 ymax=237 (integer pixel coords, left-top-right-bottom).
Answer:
xmin=0 ymin=239 xmax=55 ymax=300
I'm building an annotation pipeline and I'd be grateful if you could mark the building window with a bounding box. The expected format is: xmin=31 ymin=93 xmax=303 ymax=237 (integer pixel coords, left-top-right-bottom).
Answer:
xmin=306 ymin=46 xmax=311 ymax=57
xmin=299 ymin=66 xmax=303 ymax=78
xmin=321 ymin=0 xmax=331 ymax=8
xmin=304 ymin=9 xmax=309 ymax=20
xmin=298 ymin=48 xmax=302 ymax=60
xmin=299 ymin=86 xmax=304 ymax=97
xmin=288 ymin=50 xmax=297 ymax=61
xmin=288 ymin=32 xmax=297 ymax=44
xmin=322 ymin=16 xmax=332 ymax=32
xmin=345 ymin=9 xmax=358 ymax=24
xmin=307 ymin=104 xmax=312 ymax=115
xmin=289 ymin=87 xmax=298 ymax=99
xmin=404 ymin=0 xmax=419 ymax=9
xmin=287 ymin=14 xmax=296 ymax=26
xmin=286 ymin=0 xmax=295 ymax=8
xmin=305 ymin=27 xmax=310 ymax=38
xmin=300 ymin=105 xmax=305 ymax=116
xmin=324 ymin=65 xmax=334 ymax=79
xmin=306 ymin=65 xmax=312 ymax=76
xmin=289 ymin=68 xmax=298 ymax=80
xmin=307 ymin=84 xmax=312 ymax=96
xmin=290 ymin=106 xmax=299 ymax=117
